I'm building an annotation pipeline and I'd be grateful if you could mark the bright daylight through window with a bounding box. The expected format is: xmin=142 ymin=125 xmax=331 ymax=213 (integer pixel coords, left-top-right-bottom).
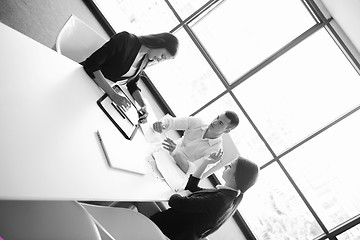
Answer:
xmin=92 ymin=0 xmax=360 ymax=239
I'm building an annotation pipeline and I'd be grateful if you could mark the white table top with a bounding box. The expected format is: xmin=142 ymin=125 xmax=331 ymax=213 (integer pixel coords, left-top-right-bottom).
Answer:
xmin=0 ymin=23 xmax=176 ymax=201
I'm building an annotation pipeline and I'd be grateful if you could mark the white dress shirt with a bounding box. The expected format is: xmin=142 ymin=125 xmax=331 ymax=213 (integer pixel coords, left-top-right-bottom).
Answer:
xmin=161 ymin=115 xmax=223 ymax=174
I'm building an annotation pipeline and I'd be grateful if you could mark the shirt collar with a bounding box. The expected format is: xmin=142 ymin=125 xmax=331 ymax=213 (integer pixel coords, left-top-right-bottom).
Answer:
xmin=216 ymin=185 xmax=240 ymax=196
xmin=201 ymin=126 xmax=222 ymax=146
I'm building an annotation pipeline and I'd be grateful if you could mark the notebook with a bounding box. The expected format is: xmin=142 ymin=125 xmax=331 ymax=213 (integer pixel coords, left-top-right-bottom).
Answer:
xmin=96 ymin=129 xmax=148 ymax=175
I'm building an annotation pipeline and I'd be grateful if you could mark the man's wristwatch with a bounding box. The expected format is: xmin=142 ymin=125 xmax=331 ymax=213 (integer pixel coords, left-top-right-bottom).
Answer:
xmin=139 ymin=106 xmax=147 ymax=113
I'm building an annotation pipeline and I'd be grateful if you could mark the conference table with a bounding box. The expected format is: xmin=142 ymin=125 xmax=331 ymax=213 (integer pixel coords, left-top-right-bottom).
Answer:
xmin=0 ymin=23 xmax=186 ymax=201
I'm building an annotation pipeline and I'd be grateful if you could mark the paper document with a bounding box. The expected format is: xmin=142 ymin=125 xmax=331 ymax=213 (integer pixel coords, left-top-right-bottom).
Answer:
xmin=97 ymin=129 xmax=148 ymax=175
xmin=152 ymin=149 xmax=188 ymax=192
xmin=140 ymin=122 xmax=166 ymax=147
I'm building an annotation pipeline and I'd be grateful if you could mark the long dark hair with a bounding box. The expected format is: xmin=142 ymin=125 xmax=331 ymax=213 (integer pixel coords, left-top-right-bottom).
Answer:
xmin=202 ymin=156 xmax=259 ymax=238
xmin=138 ymin=32 xmax=179 ymax=56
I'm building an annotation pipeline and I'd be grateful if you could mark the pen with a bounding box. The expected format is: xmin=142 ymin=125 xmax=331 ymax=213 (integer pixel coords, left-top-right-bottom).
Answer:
xmin=96 ymin=130 xmax=111 ymax=165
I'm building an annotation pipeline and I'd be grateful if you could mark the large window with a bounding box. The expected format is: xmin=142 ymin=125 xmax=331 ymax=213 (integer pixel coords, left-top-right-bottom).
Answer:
xmin=90 ymin=0 xmax=360 ymax=239
xmin=146 ymin=28 xmax=226 ymax=116
xmin=234 ymin=29 xmax=360 ymax=154
xmin=190 ymin=0 xmax=315 ymax=83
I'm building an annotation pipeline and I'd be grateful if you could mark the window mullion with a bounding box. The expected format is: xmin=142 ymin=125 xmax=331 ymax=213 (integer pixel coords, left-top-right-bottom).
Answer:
xmin=182 ymin=24 xmax=230 ymax=89
xmin=229 ymin=18 xmax=332 ymax=90
xmin=277 ymin=160 xmax=330 ymax=236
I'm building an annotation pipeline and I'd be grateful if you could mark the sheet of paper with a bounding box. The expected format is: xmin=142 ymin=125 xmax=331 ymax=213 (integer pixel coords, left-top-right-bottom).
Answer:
xmin=140 ymin=122 xmax=166 ymax=148
xmin=152 ymin=149 xmax=188 ymax=192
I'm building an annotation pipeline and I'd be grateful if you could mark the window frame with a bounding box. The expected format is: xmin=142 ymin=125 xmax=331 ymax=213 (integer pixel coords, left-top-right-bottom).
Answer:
xmin=83 ymin=0 xmax=360 ymax=239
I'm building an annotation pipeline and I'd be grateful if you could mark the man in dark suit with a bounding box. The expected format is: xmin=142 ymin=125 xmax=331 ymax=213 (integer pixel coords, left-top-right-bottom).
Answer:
xmin=150 ymin=154 xmax=259 ymax=240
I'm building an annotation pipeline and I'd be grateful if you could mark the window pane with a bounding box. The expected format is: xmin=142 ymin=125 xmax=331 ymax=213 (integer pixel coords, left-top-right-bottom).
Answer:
xmin=282 ymin=109 xmax=360 ymax=230
xmin=233 ymin=29 xmax=360 ymax=154
xmin=191 ymin=0 xmax=315 ymax=83
xmin=93 ymin=0 xmax=179 ymax=34
xmin=195 ymin=93 xmax=273 ymax=166
xmin=145 ymin=28 xmax=225 ymax=116
xmin=239 ymin=163 xmax=324 ymax=239
xmin=168 ymin=0 xmax=209 ymax=20
xmin=337 ymin=224 xmax=360 ymax=240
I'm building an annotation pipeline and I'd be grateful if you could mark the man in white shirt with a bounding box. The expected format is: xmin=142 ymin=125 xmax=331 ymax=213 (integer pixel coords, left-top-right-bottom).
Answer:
xmin=152 ymin=111 xmax=239 ymax=175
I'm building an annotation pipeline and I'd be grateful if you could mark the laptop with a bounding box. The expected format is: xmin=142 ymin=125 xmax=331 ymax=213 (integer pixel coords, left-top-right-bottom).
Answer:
xmin=97 ymin=85 xmax=140 ymax=140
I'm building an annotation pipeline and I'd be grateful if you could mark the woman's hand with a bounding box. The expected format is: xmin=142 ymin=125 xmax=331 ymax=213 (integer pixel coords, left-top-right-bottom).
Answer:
xmin=193 ymin=149 xmax=223 ymax=179
xmin=162 ymin=137 xmax=177 ymax=153
xmin=206 ymin=149 xmax=223 ymax=164
xmin=138 ymin=107 xmax=148 ymax=124
xmin=176 ymin=189 xmax=191 ymax=197
xmin=110 ymin=93 xmax=131 ymax=111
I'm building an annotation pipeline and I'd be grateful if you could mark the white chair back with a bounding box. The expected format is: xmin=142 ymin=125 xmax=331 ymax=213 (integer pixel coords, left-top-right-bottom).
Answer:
xmin=0 ymin=201 xmax=101 ymax=240
xmin=81 ymin=203 xmax=167 ymax=240
xmin=55 ymin=14 xmax=108 ymax=63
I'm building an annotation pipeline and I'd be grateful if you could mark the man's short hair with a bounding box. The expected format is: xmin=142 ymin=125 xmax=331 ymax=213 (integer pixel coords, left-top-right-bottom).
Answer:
xmin=225 ymin=111 xmax=239 ymax=130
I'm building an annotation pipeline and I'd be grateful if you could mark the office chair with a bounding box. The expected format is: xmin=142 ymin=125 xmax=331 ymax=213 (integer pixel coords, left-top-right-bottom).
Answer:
xmin=0 ymin=201 xmax=101 ymax=240
xmin=80 ymin=202 xmax=168 ymax=240
xmin=55 ymin=14 xmax=108 ymax=63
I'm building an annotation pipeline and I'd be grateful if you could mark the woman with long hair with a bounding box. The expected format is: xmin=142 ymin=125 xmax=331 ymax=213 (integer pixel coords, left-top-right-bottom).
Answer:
xmin=81 ymin=31 xmax=179 ymax=122
xmin=150 ymin=153 xmax=259 ymax=240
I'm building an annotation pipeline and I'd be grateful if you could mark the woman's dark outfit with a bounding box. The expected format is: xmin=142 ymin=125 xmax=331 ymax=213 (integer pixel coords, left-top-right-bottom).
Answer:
xmin=150 ymin=175 xmax=240 ymax=240
xmin=80 ymin=31 xmax=148 ymax=96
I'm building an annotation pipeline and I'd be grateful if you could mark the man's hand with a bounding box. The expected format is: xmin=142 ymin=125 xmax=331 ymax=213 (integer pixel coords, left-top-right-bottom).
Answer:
xmin=207 ymin=149 xmax=223 ymax=164
xmin=110 ymin=93 xmax=131 ymax=111
xmin=176 ymin=189 xmax=191 ymax=197
xmin=162 ymin=137 xmax=177 ymax=153
xmin=153 ymin=121 xmax=164 ymax=133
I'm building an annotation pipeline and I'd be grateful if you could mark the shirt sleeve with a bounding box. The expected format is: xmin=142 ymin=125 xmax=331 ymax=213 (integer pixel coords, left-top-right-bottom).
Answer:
xmin=170 ymin=138 xmax=222 ymax=176
xmin=81 ymin=32 xmax=126 ymax=76
xmin=186 ymin=162 xmax=197 ymax=175
xmin=160 ymin=115 xmax=202 ymax=132
xmin=168 ymin=176 xmax=222 ymax=213
xmin=184 ymin=175 xmax=203 ymax=192
xmin=170 ymin=150 xmax=197 ymax=175
xmin=125 ymin=56 xmax=148 ymax=95
xmin=126 ymin=76 xmax=141 ymax=95
xmin=169 ymin=194 xmax=220 ymax=213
